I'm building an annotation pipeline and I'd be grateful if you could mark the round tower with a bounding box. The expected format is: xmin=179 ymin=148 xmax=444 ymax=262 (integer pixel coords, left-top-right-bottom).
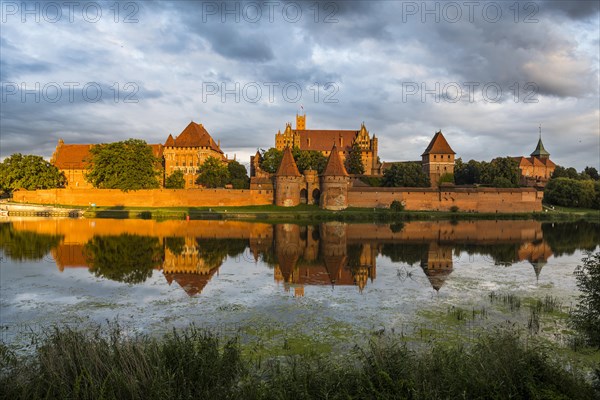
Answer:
xmin=320 ymin=144 xmax=350 ymax=210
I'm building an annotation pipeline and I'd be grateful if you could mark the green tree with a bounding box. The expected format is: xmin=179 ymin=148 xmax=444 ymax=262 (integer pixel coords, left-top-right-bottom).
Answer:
xmin=260 ymin=148 xmax=283 ymax=174
xmin=196 ymin=156 xmax=230 ymax=188
xmin=85 ymin=139 xmax=161 ymax=191
xmin=382 ymin=163 xmax=430 ymax=187
xmin=594 ymin=181 xmax=600 ymax=210
xmin=346 ymin=142 xmax=365 ymax=175
xmin=0 ymin=153 xmax=66 ymax=193
xmin=227 ymin=160 xmax=250 ymax=189
xmin=491 ymin=177 xmax=515 ymax=188
xmin=552 ymin=166 xmax=580 ymax=180
xmin=292 ymin=148 xmax=328 ymax=174
xmin=570 ymin=251 xmax=600 ymax=348
xmin=584 ymin=166 xmax=599 ymax=181
xmin=481 ymin=157 xmax=520 ymax=187
xmin=165 ymin=170 xmax=185 ymax=189
xmin=454 ymin=158 xmax=483 ymax=185
xmin=544 ymin=178 xmax=595 ymax=209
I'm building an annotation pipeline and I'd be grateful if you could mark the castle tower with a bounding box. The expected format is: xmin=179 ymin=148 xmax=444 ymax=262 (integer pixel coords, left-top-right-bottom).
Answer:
xmin=420 ymin=242 xmax=453 ymax=292
xmin=320 ymin=144 xmax=350 ymax=210
xmin=320 ymin=222 xmax=348 ymax=287
xmin=421 ymin=130 xmax=456 ymax=187
xmin=530 ymin=128 xmax=550 ymax=159
xmin=371 ymin=135 xmax=379 ymax=174
xmin=274 ymin=146 xmax=303 ymax=207
xmin=296 ymin=113 xmax=306 ymax=130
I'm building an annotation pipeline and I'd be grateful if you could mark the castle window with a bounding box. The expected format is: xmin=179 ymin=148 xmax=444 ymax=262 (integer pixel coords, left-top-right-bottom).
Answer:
xmin=434 ymin=155 xmax=437 ymax=159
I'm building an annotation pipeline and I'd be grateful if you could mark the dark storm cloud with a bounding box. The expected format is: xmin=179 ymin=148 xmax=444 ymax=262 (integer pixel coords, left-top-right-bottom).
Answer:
xmin=0 ymin=0 xmax=598 ymax=169
xmin=154 ymin=1 xmax=275 ymax=62
xmin=541 ymin=0 xmax=600 ymax=19
xmin=0 ymin=81 xmax=165 ymax=158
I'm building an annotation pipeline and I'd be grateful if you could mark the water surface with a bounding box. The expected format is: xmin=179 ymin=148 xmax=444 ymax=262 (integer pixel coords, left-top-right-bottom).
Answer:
xmin=1 ymin=218 xmax=598 ymax=350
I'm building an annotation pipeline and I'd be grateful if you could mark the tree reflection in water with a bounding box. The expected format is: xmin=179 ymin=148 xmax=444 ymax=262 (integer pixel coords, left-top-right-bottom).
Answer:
xmin=84 ymin=235 xmax=163 ymax=284
xmin=0 ymin=222 xmax=63 ymax=261
xmin=3 ymin=219 xmax=599 ymax=296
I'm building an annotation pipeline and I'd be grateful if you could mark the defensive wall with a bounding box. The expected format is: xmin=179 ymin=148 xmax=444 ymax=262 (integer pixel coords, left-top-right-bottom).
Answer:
xmin=11 ymin=186 xmax=542 ymax=213
xmin=11 ymin=188 xmax=274 ymax=208
xmin=347 ymin=187 xmax=543 ymax=213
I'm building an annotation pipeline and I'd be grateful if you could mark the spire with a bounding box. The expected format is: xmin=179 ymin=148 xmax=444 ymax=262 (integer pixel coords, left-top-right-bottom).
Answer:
xmin=276 ymin=146 xmax=301 ymax=177
xmin=530 ymin=126 xmax=550 ymax=158
xmin=322 ymin=144 xmax=349 ymax=176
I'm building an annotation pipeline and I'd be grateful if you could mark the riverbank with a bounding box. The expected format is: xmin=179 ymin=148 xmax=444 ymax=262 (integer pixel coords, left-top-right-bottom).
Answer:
xmin=1 ymin=325 xmax=597 ymax=400
xmin=2 ymin=201 xmax=598 ymax=222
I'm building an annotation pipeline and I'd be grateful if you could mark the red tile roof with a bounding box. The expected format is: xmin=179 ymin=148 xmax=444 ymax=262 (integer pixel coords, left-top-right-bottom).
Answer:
xmin=168 ymin=122 xmax=223 ymax=153
xmin=512 ymin=156 xmax=532 ymax=167
xmin=296 ymin=130 xmax=359 ymax=151
xmin=51 ymin=142 xmax=163 ymax=169
xmin=529 ymin=157 xmax=546 ymax=167
xmin=276 ymin=147 xmax=301 ymax=177
xmin=165 ymin=134 xmax=175 ymax=147
xmin=322 ymin=144 xmax=349 ymax=176
xmin=164 ymin=269 xmax=219 ymax=296
xmin=422 ymin=131 xmax=455 ymax=156
xmin=51 ymin=144 xmax=93 ymax=169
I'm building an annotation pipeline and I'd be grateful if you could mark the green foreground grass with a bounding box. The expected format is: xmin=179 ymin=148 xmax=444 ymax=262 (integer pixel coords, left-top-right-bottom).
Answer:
xmin=1 ymin=326 xmax=598 ymax=400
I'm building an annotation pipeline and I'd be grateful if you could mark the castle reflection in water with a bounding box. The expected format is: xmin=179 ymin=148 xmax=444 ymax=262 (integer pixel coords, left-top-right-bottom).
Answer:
xmin=2 ymin=219 xmax=595 ymax=297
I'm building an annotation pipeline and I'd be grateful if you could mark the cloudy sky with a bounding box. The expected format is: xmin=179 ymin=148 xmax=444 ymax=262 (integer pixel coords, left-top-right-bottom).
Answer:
xmin=1 ymin=0 xmax=599 ymax=170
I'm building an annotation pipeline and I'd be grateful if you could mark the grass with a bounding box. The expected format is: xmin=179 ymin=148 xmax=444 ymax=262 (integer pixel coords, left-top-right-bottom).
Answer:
xmin=489 ymin=291 xmax=522 ymax=312
xmin=1 ymin=325 xmax=597 ymax=400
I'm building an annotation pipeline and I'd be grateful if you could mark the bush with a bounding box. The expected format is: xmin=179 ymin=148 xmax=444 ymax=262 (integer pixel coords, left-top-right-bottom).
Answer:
xmin=390 ymin=200 xmax=405 ymax=212
xmin=449 ymin=205 xmax=459 ymax=213
xmin=439 ymin=173 xmax=455 ymax=185
xmin=544 ymin=178 xmax=596 ymax=208
xmin=570 ymin=251 xmax=600 ymax=348
xmin=492 ymin=176 xmax=515 ymax=188
xmin=359 ymin=176 xmax=383 ymax=187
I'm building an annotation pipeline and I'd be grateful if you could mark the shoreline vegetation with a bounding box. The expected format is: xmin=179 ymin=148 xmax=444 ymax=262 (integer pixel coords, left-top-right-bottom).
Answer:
xmin=2 ymin=201 xmax=598 ymax=222
xmin=1 ymin=324 xmax=597 ymax=399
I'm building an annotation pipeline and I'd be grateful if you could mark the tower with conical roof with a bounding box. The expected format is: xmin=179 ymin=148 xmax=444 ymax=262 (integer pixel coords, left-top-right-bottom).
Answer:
xmin=514 ymin=126 xmax=556 ymax=186
xmin=320 ymin=144 xmax=351 ymax=210
xmin=530 ymin=126 xmax=550 ymax=159
xmin=274 ymin=146 xmax=303 ymax=207
xmin=421 ymin=131 xmax=456 ymax=187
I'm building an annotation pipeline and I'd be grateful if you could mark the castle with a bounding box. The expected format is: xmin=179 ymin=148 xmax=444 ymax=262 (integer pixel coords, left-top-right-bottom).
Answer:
xmin=45 ymin=113 xmax=554 ymax=213
xmin=512 ymin=132 xmax=556 ymax=186
xmin=51 ymin=121 xmax=228 ymax=189
xmin=251 ymin=123 xmax=460 ymax=209
xmin=275 ymin=114 xmax=380 ymax=175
